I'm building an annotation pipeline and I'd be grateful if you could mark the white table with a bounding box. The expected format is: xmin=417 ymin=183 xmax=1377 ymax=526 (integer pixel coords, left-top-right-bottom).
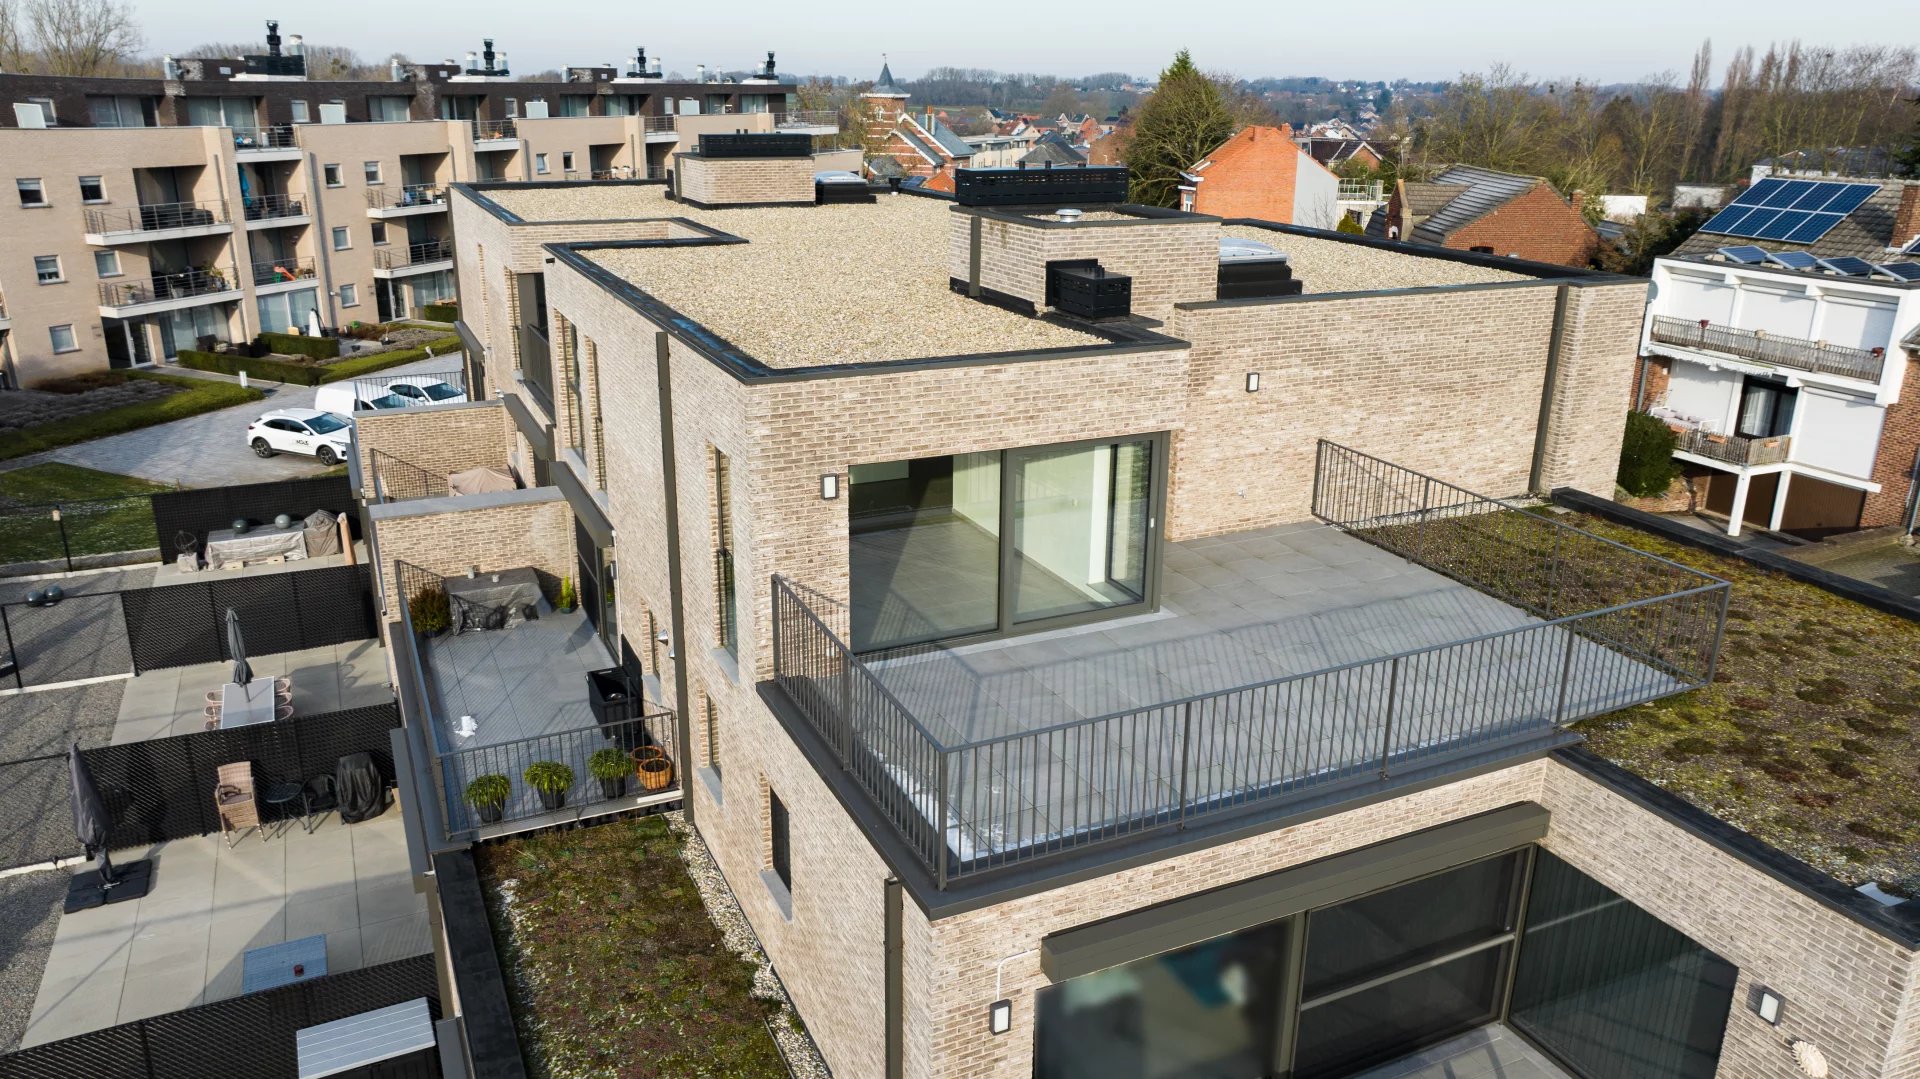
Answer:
xmin=204 ymin=524 xmax=308 ymax=570
xmin=220 ymin=677 xmax=278 ymax=727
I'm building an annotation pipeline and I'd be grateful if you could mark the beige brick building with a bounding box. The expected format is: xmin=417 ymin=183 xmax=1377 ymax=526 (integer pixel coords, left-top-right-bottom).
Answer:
xmin=374 ymin=172 xmax=1919 ymax=1079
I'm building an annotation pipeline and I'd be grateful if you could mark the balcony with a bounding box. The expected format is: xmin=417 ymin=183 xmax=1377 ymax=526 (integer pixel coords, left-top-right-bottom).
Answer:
xmin=771 ymin=442 xmax=1728 ymax=888
xmin=774 ymin=109 xmax=839 ymax=135
xmin=97 ymin=266 xmax=242 ymax=315
xmin=473 ymin=119 xmax=519 ymax=146
xmin=242 ymin=192 xmax=309 ymax=228
xmin=1649 ymin=315 xmax=1885 ymax=384
xmin=373 ymin=240 xmax=454 ymax=278
xmin=366 ymin=184 xmax=448 ymax=218
xmin=1337 ymin=180 xmax=1386 ymax=201
xmin=516 ymin=321 xmax=555 ymax=415
xmin=231 ymin=124 xmax=302 ymax=161
xmin=643 ymin=114 xmax=677 ymax=141
xmin=1671 ymin=426 xmax=1791 ymax=468
xmin=251 ymin=255 xmax=318 ymax=293
xmin=83 ymin=200 xmax=232 ymax=245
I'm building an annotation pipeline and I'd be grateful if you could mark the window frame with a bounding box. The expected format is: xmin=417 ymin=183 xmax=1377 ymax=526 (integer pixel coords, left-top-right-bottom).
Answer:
xmin=370 ymin=220 xmax=388 ymax=246
xmin=363 ymin=160 xmax=383 ymax=185
xmin=93 ymin=250 xmax=122 ymax=278
xmin=562 ymin=150 xmax=575 ymax=172
xmin=290 ymin=100 xmax=310 ymax=123
xmin=339 ymin=282 xmax=359 ymax=307
xmin=78 ymin=176 xmax=106 ymax=204
xmin=48 ymin=324 xmax=78 ymax=353
xmin=331 ymin=226 xmax=351 ymax=251
xmin=25 ymin=97 xmax=54 ymax=125
xmin=534 ymin=152 xmax=550 ymax=175
xmin=322 ymin=163 xmax=343 ymax=188
xmin=33 ymin=255 xmax=63 ymax=283
xmin=768 ymin=786 xmax=791 ymax=893
xmin=16 ymin=177 xmax=46 ymax=207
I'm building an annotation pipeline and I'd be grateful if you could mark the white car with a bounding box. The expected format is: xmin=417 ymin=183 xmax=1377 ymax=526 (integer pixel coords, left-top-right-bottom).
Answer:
xmin=312 ymin=383 xmax=411 ymax=417
xmin=385 ymin=376 xmax=468 ymax=406
xmin=247 ymin=407 xmax=353 ymax=466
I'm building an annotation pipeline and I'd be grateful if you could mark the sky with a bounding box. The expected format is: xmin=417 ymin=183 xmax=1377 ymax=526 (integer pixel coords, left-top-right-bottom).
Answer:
xmin=143 ymin=0 xmax=1898 ymax=85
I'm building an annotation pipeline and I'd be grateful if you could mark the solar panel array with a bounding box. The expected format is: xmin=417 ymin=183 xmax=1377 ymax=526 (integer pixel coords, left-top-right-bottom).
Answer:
xmin=1764 ymin=251 xmax=1819 ymax=270
xmin=1715 ymin=245 xmax=1768 ymax=264
xmin=1816 ymin=256 xmax=1879 ymax=277
xmin=1698 ymin=178 xmax=1880 ymax=244
xmin=1877 ymin=262 xmax=1920 ymax=282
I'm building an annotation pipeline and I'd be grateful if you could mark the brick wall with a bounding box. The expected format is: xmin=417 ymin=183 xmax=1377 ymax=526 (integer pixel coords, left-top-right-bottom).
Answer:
xmin=1445 ymin=182 xmax=1599 ymax=268
xmin=1536 ymin=281 xmax=1646 ymax=494
xmin=1634 ymin=354 xmax=1673 ymax=411
xmin=366 ymin=488 xmax=574 ymax=617
xmin=1863 ymin=356 xmax=1920 ymax=529
xmin=1190 ymin=126 xmax=1299 ymax=224
xmin=675 ymin=154 xmax=814 ymax=206
xmin=350 ymin=400 xmax=514 ymax=500
xmin=947 ymin=209 xmax=1220 ymax=320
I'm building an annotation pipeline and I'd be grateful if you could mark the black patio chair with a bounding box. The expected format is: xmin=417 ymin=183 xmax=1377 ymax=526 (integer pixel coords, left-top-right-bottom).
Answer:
xmin=301 ymin=774 xmax=338 ymax=833
xmin=173 ymin=530 xmax=201 ymax=570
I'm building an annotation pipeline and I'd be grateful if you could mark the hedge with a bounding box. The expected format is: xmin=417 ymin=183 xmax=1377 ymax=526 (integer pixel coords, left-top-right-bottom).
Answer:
xmin=421 ymin=303 xmax=459 ymax=322
xmin=0 ymin=372 xmax=264 ymax=461
xmin=318 ymin=336 xmax=463 ymax=382
xmin=260 ymin=331 xmax=340 ymax=360
xmin=176 ymin=335 xmax=463 ymax=387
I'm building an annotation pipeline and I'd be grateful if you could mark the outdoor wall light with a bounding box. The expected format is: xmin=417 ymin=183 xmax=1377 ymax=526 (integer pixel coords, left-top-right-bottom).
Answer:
xmin=1245 ymin=372 xmax=1261 ymax=393
xmin=987 ymin=999 xmax=1011 ymax=1035
xmin=821 ymin=473 xmax=840 ymax=500
xmin=1754 ymin=985 xmax=1785 ymax=1026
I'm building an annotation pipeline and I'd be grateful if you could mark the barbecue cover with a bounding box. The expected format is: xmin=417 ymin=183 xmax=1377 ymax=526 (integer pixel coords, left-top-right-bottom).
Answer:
xmin=448 ymin=466 xmax=518 ymax=497
xmin=336 ymin=752 xmax=388 ymax=824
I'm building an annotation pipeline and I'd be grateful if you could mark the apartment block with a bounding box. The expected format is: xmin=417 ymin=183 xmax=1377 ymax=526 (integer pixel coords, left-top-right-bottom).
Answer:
xmin=0 ymin=27 xmax=832 ymax=386
xmin=366 ymin=164 xmax=1918 ymax=1079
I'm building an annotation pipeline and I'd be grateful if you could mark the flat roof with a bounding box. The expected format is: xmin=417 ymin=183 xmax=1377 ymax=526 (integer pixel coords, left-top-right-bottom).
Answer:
xmin=1220 ymin=225 xmax=1534 ymax=294
xmin=477 ymin=183 xmax=684 ymax=224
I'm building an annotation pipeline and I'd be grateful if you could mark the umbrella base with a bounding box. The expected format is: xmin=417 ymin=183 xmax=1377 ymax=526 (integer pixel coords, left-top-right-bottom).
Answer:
xmin=64 ymin=858 xmax=152 ymax=914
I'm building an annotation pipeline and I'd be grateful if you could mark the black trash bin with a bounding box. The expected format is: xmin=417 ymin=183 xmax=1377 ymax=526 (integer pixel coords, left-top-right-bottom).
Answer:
xmin=589 ymin=668 xmax=643 ymax=752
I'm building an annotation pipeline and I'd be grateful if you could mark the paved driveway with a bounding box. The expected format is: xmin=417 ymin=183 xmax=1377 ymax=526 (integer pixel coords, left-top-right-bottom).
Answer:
xmin=27 ymin=355 xmax=463 ymax=487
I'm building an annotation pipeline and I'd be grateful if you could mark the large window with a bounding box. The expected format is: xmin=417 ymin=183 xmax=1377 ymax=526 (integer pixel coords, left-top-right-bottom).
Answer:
xmin=712 ymin=447 xmax=738 ymax=656
xmin=256 ymin=288 xmax=319 ymax=335
xmin=1735 ymin=376 xmax=1796 ymax=439
xmin=848 ymin=436 xmax=1161 ymax=652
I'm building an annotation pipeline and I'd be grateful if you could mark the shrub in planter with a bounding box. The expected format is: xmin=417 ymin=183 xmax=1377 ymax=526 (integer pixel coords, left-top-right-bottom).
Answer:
xmin=1618 ymin=411 xmax=1682 ymax=498
xmin=524 ymin=760 xmax=575 ymax=811
xmin=408 ymin=586 xmax=451 ymax=635
xmin=466 ymin=774 xmax=511 ymax=824
xmin=588 ymin=747 xmax=630 ymax=799
xmin=557 ymin=575 xmax=576 ymax=613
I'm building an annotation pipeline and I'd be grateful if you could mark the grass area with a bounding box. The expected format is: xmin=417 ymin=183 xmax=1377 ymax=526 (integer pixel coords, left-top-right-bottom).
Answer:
xmin=0 ymin=371 xmax=264 ymax=462
xmin=1564 ymin=511 xmax=1920 ymax=890
xmin=480 ymin=815 xmax=790 ymax=1078
xmin=0 ymin=463 xmax=169 ymax=563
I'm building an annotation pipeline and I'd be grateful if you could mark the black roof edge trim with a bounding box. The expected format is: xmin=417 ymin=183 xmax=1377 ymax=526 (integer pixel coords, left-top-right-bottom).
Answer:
xmin=1221 ymin=217 xmax=1637 ymax=283
xmin=951 ymin=202 xmax=1220 ymax=226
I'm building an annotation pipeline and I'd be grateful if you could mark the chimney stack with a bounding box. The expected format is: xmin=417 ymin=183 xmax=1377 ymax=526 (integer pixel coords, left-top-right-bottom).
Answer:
xmin=1895 ymin=183 xmax=1920 ymax=252
xmin=265 ymin=20 xmax=281 ymax=57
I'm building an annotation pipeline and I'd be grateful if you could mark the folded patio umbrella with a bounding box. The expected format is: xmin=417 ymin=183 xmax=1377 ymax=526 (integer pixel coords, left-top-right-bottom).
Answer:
xmin=227 ymin=607 xmax=252 ymax=686
xmin=68 ymin=743 xmax=117 ymax=888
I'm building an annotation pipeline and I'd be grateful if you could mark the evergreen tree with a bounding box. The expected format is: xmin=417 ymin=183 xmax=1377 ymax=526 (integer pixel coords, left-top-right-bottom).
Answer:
xmin=1125 ymin=50 xmax=1234 ymax=207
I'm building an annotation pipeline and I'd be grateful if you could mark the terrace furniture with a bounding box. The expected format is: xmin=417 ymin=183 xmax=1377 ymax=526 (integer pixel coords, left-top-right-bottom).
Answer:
xmin=276 ymin=704 xmax=296 ymax=722
xmin=174 ymin=530 xmax=202 ymax=571
xmin=261 ymin=779 xmax=304 ymax=835
xmin=242 ymin=934 xmax=327 ymax=993
xmin=445 ymin=567 xmax=544 ymax=633
xmin=448 ymin=466 xmax=517 ymax=497
xmin=221 ymin=677 xmax=279 ymax=727
xmin=203 ymin=705 xmax=222 ymax=732
xmin=302 ymin=511 xmax=343 ymax=558
xmin=215 ymin=761 xmax=261 ymax=846
xmin=336 ymin=752 xmax=388 ymax=823
xmin=301 ymin=774 xmax=337 ymax=833
xmin=204 ymin=522 xmax=309 ymax=570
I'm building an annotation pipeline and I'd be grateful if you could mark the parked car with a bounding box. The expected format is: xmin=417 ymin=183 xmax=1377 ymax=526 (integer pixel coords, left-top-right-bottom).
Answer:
xmin=385 ymin=376 xmax=468 ymax=405
xmin=247 ymin=407 xmax=353 ymax=465
xmin=313 ymin=383 xmax=410 ymax=417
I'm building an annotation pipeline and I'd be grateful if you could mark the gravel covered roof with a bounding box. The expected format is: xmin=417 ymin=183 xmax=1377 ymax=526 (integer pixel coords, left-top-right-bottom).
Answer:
xmin=1220 ymin=226 xmax=1535 ymax=294
xmin=479 ymin=184 xmax=681 ymax=222
xmin=582 ymin=195 xmax=1105 ymax=368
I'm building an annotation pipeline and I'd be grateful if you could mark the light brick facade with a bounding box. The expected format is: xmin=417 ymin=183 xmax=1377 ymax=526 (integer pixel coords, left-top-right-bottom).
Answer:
xmin=947 ymin=207 xmax=1220 ymax=320
xmin=366 ymin=487 xmax=573 ymax=618
xmin=350 ymin=398 xmax=515 ymax=500
xmin=1864 ymin=356 xmax=1920 ymax=529
xmin=673 ymin=153 xmax=816 ymax=206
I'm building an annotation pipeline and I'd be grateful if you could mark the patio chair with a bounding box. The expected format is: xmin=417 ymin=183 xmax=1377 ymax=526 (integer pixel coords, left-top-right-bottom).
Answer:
xmin=301 ymin=774 xmax=338 ymax=831
xmin=274 ymin=676 xmax=292 ymax=695
xmin=174 ymin=530 xmax=201 ymax=572
xmin=205 ymin=690 xmax=222 ymax=707
xmin=275 ymin=704 xmax=295 ymax=722
xmin=214 ymin=761 xmax=261 ymax=846
xmin=203 ymin=705 xmax=221 ymax=732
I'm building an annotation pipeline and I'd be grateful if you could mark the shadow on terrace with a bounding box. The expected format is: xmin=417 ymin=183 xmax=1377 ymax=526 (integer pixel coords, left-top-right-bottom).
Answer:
xmin=772 ymin=441 xmax=1730 ymax=889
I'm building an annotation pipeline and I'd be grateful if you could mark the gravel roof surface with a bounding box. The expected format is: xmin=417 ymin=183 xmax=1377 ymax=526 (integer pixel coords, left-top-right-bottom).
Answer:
xmin=480 ymin=184 xmax=679 ymax=222
xmin=1221 ymin=226 xmax=1536 ymax=294
xmin=586 ymin=196 xmax=1105 ymax=367
xmin=0 ymin=870 xmax=66 ymax=1052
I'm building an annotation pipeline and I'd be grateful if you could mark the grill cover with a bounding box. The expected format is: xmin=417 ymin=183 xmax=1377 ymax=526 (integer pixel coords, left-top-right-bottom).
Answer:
xmin=336 ymin=752 xmax=388 ymax=824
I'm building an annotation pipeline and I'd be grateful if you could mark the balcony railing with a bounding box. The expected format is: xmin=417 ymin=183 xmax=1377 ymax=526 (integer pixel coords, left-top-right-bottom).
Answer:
xmin=243 ymin=192 xmax=306 ymax=221
xmin=1650 ymin=315 xmax=1885 ymax=383
xmin=99 ymin=265 xmax=239 ymax=307
xmin=374 ymin=240 xmax=452 ymax=270
xmin=642 ymin=115 xmax=676 ymax=134
xmin=771 ymin=441 xmax=1729 ymax=888
xmin=85 ymin=200 xmax=229 ymax=235
xmin=518 ymin=321 xmax=555 ymax=415
xmin=232 ymin=124 xmax=296 ymax=151
xmin=366 ymin=184 xmax=447 ymax=210
xmin=370 ymin=449 xmax=448 ymax=503
xmin=251 ymin=255 xmax=316 ymax=286
xmin=473 ymin=119 xmax=518 ymax=141
xmin=774 ymin=109 xmax=838 ymax=129
xmin=1671 ymin=427 xmax=1791 ymax=467
xmin=1337 ymin=180 xmax=1385 ymax=200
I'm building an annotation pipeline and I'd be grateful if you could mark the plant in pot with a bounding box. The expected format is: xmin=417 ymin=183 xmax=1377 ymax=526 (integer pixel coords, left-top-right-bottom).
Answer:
xmin=556 ymin=575 xmax=576 ymax=613
xmin=408 ymin=586 xmax=451 ymax=636
xmin=465 ymin=774 xmax=511 ymax=824
xmin=588 ymin=747 xmax=629 ymax=800
xmin=524 ymin=760 xmax=574 ymax=811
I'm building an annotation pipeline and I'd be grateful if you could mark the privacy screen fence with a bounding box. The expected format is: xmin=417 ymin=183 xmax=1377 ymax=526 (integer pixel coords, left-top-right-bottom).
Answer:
xmin=0 ymin=954 xmax=440 ymax=1079
xmin=150 ymin=475 xmax=358 ymax=555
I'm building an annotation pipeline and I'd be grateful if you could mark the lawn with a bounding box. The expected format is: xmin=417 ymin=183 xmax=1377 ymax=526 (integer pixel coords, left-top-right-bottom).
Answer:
xmin=0 ymin=371 xmax=263 ymax=461
xmin=1563 ymin=511 xmax=1920 ymax=891
xmin=0 ymin=463 xmax=170 ymax=564
xmin=480 ymin=814 xmax=794 ymax=1078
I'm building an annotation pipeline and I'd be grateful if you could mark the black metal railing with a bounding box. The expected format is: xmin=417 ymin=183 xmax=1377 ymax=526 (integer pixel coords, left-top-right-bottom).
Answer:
xmin=231 ymin=123 xmax=297 ymax=151
xmin=1672 ymin=427 xmax=1791 ymax=467
xmin=374 ymin=240 xmax=452 ymax=270
xmin=771 ymin=442 xmax=1729 ymax=887
xmin=366 ymin=183 xmax=447 ymax=210
xmin=715 ymin=546 xmax=738 ymax=653
xmin=517 ymin=321 xmax=555 ymax=414
xmin=243 ymin=192 xmax=306 ymax=221
xmin=370 ymin=449 xmax=449 ymax=503
xmin=85 ymin=199 xmax=228 ymax=235
xmin=251 ymin=254 xmax=317 ymax=286
xmin=473 ymin=119 xmax=518 ymax=141
xmin=1650 ymin=314 xmax=1884 ymax=382
xmin=99 ymin=265 xmax=239 ymax=307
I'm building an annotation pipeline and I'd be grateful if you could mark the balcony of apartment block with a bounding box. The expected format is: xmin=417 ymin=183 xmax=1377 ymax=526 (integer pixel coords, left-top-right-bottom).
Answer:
xmin=472 ymin=119 xmax=520 ymax=148
xmin=773 ymin=109 xmax=840 ymax=135
xmin=241 ymin=192 xmax=311 ymax=230
xmin=769 ymin=442 xmax=1729 ymax=892
xmin=642 ymin=114 xmax=677 ymax=142
xmin=373 ymin=240 xmax=454 ymax=279
xmin=1648 ymin=314 xmax=1886 ymax=384
xmin=250 ymin=254 xmax=318 ymax=296
xmin=97 ymin=264 xmax=242 ymax=317
xmin=231 ymin=124 xmax=303 ymax=162
xmin=1654 ymin=414 xmax=1792 ymax=470
xmin=366 ymin=184 xmax=449 ymax=219
xmin=83 ymin=200 xmax=233 ymax=246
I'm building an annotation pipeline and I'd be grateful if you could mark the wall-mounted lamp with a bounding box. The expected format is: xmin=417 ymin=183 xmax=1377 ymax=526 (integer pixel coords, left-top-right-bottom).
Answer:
xmin=987 ymin=999 xmax=1011 ymax=1035
xmin=1753 ymin=985 xmax=1785 ymax=1026
xmin=821 ymin=473 xmax=840 ymax=500
xmin=1245 ymin=372 xmax=1261 ymax=393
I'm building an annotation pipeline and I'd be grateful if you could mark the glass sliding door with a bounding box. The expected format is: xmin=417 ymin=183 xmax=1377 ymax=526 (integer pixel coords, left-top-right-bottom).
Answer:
xmin=1009 ymin=438 xmax=1154 ymax=624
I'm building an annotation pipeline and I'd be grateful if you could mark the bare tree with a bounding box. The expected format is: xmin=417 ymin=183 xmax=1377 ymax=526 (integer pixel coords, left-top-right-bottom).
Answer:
xmin=0 ymin=0 xmax=23 ymax=72
xmin=22 ymin=0 xmax=139 ymax=76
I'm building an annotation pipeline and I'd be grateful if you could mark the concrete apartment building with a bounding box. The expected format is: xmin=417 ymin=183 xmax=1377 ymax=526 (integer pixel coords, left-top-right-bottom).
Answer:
xmin=0 ymin=26 xmax=830 ymax=387
xmin=355 ymin=159 xmax=1920 ymax=1079
xmin=1637 ymin=176 xmax=1920 ymax=538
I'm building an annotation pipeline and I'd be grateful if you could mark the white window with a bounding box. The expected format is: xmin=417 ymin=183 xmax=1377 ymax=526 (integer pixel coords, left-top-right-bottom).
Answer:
xmin=331 ymin=226 xmax=351 ymax=250
xmin=25 ymin=97 xmax=54 ymax=125
xmin=16 ymin=178 xmax=45 ymax=207
xmin=339 ymin=282 xmax=358 ymax=307
xmin=562 ymin=151 xmax=575 ymax=172
xmin=48 ymin=324 xmax=78 ymax=352
xmin=78 ymin=175 xmax=105 ymax=203
xmin=363 ymin=161 xmax=382 ymax=185
xmin=33 ymin=255 xmax=62 ymax=283
xmin=290 ymin=100 xmax=310 ymax=123
xmin=534 ymin=153 xmax=549 ymax=175
xmin=323 ymin=163 xmax=342 ymax=187
xmin=370 ymin=220 xmax=388 ymax=245
xmin=94 ymin=250 xmax=121 ymax=277
xmin=369 ymin=96 xmax=411 ymax=123
xmin=504 ymin=98 xmax=518 ymax=118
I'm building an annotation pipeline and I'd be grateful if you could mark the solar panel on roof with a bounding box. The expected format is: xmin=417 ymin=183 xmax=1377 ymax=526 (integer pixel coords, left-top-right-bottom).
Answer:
xmin=1765 ymin=251 xmax=1819 ymax=269
xmin=1875 ymin=262 xmax=1920 ymax=281
xmin=1904 ymin=237 xmax=1920 ymax=256
xmin=1698 ymin=180 xmax=1880 ymax=244
xmin=1815 ymin=256 xmax=1877 ymax=276
xmin=1715 ymin=245 xmax=1769 ymax=264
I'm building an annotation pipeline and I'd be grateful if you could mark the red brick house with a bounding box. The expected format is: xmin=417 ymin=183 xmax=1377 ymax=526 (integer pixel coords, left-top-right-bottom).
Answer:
xmin=1367 ymin=166 xmax=1599 ymax=267
xmin=861 ymin=61 xmax=977 ymax=180
xmin=1179 ymin=125 xmax=1341 ymax=229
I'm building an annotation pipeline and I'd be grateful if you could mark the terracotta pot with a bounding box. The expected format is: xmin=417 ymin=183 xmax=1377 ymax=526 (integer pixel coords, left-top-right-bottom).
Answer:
xmin=630 ymin=746 xmax=665 ymax=769
xmin=638 ymin=757 xmax=674 ymax=791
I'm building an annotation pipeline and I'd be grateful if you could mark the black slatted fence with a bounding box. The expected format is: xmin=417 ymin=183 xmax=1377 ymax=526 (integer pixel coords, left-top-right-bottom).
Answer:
xmin=149 ymin=476 xmax=357 ymax=556
xmin=117 ymin=563 xmax=377 ymax=677
xmin=0 ymin=955 xmax=440 ymax=1079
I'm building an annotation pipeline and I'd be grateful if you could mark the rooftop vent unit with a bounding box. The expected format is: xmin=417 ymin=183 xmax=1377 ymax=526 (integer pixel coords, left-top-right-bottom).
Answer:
xmin=1046 ymin=259 xmax=1132 ymax=319
xmin=243 ymin=19 xmax=306 ymax=78
xmin=628 ymin=48 xmax=662 ymax=78
xmin=954 ymin=165 xmax=1128 ymax=207
xmin=697 ymin=132 xmax=812 ymax=158
xmin=1217 ymin=236 xmax=1302 ymax=299
xmin=815 ymin=171 xmax=875 ymax=204
xmin=465 ymin=39 xmax=508 ymax=77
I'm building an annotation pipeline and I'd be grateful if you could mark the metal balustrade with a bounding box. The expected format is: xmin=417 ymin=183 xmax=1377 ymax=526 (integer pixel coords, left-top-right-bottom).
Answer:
xmin=373 ymin=241 xmax=452 ymax=270
xmin=1672 ymin=427 xmax=1791 ymax=467
xmin=472 ymin=119 xmax=518 ymax=141
xmin=366 ymin=184 xmax=447 ymax=210
xmin=99 ymin=265 xmax=240 ymax=307
xmin=243 ymin=192 xmax=306 ymax=221
xmin=1650 ymin=314 xmax=1884 ymax=382
xmin=85 ymin=200 xmax=229 ymax=235
xmin=231 ymin=124 xmax=296 ymax=151
xmin=251 ymin=255 xmax=316 ymax=286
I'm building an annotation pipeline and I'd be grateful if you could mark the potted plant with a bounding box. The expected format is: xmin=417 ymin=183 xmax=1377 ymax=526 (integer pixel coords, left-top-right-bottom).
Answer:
xmin=524 ymin=760 xmax=574 ymax=811
xmin=556 ymin=575 xmax=576 ymax=613
xmin=589 ymin=747 xmax=629 ymax=800
xmin=465 ymin=774 xmax=511 ymax=824
xmin=637 ymin=750 xmax=674 ymax=792
xmin=408 ymin=586 xmax=451 ymax=636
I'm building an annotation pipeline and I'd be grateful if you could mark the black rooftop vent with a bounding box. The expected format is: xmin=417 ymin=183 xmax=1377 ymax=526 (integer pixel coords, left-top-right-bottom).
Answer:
xmin=1046 ymin=259 xmax=1132 ymax=319
xmin=954 ymin=165 xmax=1129 ymax=207
xmin=697 ymin=132 xmax=813 ymax=158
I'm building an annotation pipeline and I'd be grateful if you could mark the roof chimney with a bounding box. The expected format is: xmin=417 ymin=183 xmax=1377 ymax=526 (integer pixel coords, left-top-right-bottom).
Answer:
xmin=1896 ymin=183 xmax=1920 ymax=252
xmin=265 ymin=20 xmax=281 ymax=57
xmin=696 ymin=64 xmax=706 ymax=83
